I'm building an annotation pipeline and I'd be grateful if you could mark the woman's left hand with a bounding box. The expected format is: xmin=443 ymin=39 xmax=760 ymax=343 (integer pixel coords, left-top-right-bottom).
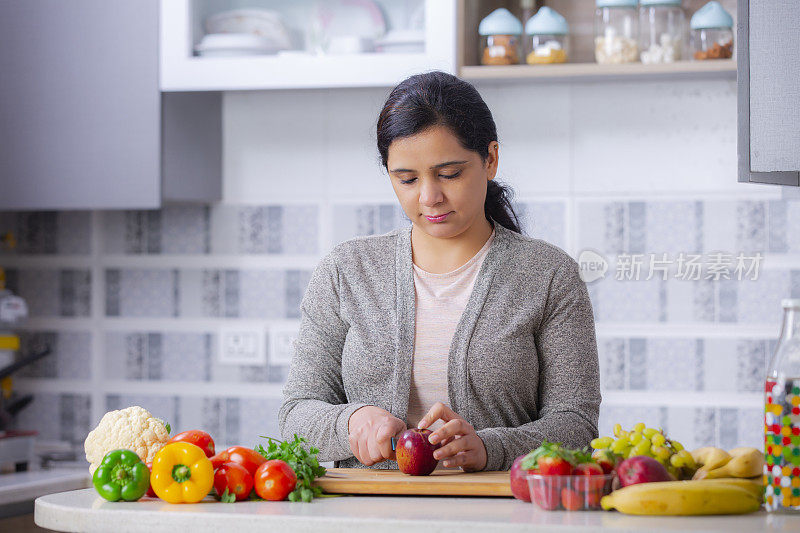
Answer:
xmin=417 ymin=402 xmax=487 ymax=472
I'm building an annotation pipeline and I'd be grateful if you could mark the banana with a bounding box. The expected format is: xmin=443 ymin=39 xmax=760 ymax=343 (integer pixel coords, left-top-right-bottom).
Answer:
xmin=701 ymin=477 xmax=764 ymax=502
xmin=690 ymin=447 xmax=731 ymax=480
xmin=696 ymin=448 xmax=764 ymax=480
xmin=600 ymin=480 xmax=761 ymax=515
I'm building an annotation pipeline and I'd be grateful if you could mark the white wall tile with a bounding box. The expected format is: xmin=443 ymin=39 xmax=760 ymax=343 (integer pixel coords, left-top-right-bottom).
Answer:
xmin=476 ymin=82 xmax=571 ymax=196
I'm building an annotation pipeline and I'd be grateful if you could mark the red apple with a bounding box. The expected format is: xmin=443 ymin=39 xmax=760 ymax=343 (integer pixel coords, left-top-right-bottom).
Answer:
xmin=616 ymin=456 xmax=672 ymax=487
xmin=510 ymin=455 xmax=538 ymax=502
xmin=396 ymin=428 xmax=441 ymax=476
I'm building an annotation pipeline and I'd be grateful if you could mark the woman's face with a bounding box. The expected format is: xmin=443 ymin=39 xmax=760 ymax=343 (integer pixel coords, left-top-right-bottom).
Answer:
xmin=386 ymin=125 xmax=498 ymax=239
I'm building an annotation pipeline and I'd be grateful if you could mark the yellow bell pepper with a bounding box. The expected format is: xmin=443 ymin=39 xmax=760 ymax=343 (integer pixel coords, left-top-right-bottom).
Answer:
xmin=151 ymin=441 xmax=213 ymax=503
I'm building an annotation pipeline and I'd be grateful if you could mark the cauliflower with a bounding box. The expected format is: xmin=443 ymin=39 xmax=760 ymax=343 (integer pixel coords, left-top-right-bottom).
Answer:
xmin=84 ymin=406 xmax=171 ymax=475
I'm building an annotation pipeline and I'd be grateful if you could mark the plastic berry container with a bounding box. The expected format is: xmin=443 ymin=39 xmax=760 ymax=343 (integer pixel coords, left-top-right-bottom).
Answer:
xmin=526 ymin=473 xmax=615 ymax=511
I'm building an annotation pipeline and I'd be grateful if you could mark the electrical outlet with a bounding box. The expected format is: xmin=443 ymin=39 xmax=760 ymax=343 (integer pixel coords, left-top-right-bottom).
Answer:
xmin=269 ymin=325 xmax=298 ymax=366
xmin=218 ymin=328 xmax=266 ymax=365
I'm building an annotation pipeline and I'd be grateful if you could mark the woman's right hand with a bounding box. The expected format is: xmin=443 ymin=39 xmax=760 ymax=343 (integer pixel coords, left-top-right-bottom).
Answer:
xmin=348 ymin=406 xmax=406 ymax=466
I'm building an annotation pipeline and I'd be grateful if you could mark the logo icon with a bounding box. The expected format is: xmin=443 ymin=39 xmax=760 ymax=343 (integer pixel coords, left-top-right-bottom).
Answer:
xmin=578 ymin=249 xmax=608 ymax=283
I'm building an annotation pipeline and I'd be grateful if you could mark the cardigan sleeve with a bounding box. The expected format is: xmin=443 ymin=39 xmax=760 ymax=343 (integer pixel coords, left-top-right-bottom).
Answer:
xmin=476 ymin=258 xmax=602 ymax=471
xmin=278 ymin=249 xmax=368 ymax=462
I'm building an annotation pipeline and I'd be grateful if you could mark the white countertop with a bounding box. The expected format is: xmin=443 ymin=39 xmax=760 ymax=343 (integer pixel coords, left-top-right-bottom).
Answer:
xmin=0 ymin=468 xmax=90 ymax=506
xmin=35 ymin=488 xmax=800 ymax=533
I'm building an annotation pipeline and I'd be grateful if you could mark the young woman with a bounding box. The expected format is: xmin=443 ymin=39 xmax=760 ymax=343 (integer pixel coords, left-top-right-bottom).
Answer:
xmin=279 ymin=71 xmax=600 ymax=472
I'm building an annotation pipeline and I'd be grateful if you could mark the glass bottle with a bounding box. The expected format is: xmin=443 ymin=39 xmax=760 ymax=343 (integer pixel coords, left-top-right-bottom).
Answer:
xmin=765 ymin=299 xmax=800 ymax=513
xmin=638 ymin=0 xmax=685 ymax=64
xmin=594 ymin=0 xmax=639 ymax=64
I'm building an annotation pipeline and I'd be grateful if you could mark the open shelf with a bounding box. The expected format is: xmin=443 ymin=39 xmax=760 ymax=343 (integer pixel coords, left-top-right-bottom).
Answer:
xmin=460 ymin=59 xmax=736 ymax=83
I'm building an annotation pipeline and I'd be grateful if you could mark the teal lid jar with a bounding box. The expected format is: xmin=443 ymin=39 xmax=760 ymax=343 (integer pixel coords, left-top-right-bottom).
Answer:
xmin=524 ymin=7 xmax=570 ymax=64
xmin=479 ymin=8 xmax=523 ymax=65
xmin=689 ymin=1 xmax=734 ymax=60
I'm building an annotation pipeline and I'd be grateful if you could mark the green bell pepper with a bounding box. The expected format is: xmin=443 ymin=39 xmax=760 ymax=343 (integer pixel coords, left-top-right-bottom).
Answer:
xmin=92 ymin=449 xmax=150 ymax=502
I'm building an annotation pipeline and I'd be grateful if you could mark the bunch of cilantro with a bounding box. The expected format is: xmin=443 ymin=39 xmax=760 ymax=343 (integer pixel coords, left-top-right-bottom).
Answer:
xmin=255 ymin=434 xmax=327 ymax=502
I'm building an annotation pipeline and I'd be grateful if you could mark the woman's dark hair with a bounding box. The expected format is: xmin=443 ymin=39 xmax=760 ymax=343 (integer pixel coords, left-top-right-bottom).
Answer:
xmin=376 ymin=71 xmax=521 ymax=234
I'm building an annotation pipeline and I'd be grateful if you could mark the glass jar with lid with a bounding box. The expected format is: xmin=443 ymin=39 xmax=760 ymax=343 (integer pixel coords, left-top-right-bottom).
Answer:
xmin=690 ymin=1 xmax=734 ymax=60
xmin=525 ymin=7 xmax=569 ymax=64
xmin=595 ymin=0 xmax=639 ymax=64
xmin=639 ymin=0 xmax=685 ymax=64
xmin=479 ymin=8 xmax=523 ymax=65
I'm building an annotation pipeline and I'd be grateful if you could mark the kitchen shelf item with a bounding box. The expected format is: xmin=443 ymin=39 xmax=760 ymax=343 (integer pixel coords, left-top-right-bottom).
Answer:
xmin=195 ymin=33 xmax=281 ymax=57
xmin=161 ymin=0 xmax=457 ymax=90
xmin=0 ymin=430 xmax=37 ymax=472
xmin=524 ymin=7 xmax=569 ymax=65
xmin=638 ymin=0 xmax=686 ymax=64
xmin=594 ymin=0 xmax=639 ymax=64
xmin=478 ymin=8 xmax=523 ymax=65
xmin=526 ymin=473 xmax=615 ymax=511
xmin=690 ymin=1 xmax=734 ymax=60
xmin=313 ymin=467 xmax=511 ymax=496
xmin=764 ymin=299 xmax=800 ymax=513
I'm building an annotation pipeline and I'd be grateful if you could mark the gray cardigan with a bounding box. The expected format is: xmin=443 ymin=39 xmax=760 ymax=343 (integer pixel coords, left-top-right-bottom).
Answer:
xmin=278 ymin=220 xmax=601 ymax=471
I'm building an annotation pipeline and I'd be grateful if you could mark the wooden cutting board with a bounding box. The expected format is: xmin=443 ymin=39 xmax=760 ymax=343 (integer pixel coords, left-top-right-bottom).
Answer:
xmin=313 ymin=468 xmax=512 ymax=497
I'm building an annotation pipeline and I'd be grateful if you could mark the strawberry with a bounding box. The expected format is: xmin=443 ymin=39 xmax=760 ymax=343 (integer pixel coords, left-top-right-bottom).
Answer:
xmin=530 ymin=482 xmax=560 ymax=510
xmin=591 ymin=448 xmax=619 ymax=475
xmin=572 ymin=462 xmax=606 ymax=491
xmin=537 ymin=456 xmax=574 ymax=475
xmin=520 ymin=441 xmax=576 ymax=476
xmin=560 ymin=488 xmax=583 ymax=511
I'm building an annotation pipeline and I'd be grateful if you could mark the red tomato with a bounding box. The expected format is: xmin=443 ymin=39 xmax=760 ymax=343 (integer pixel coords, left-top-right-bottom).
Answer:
xmin=145 ymin=462 xmax=156 ymax=498
xmin=572 ymin=462 xmax=606 ymax=491
xmin=561 ymin=488 xmax=583 ymax=511
xmin=213 ymin=462 xmax=254 ymax=502
xmin=168 ymin=430 xmax=215 ymax=458
xmin=212 ymin=446 xmax=267 ymax=476
xmin=530 ymin=481 xmax=560 ymax=510
xmin=254 ymin=460 xmax=297 ymax=501
xmin=537 ymin=456 xmax=573 ymax=476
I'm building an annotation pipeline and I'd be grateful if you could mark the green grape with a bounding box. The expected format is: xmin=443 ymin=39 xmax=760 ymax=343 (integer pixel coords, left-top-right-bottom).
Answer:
xmin=677 ymin=450 xmax=696 ymax=469
xmin=642 ymin=428 xmax=657 ymax=438
xmin=613 ymin=423 xmax=622 ymax=437
xmin=632 ymin=440 xmax=651 ymax=456
xmin=671 ymin=440 xmax=684 ymax=452
xmin=590 ymin=437 xmax=613 ymax=449
xmin=629 ymin=432 xmax=643 ymax=445
xmin=623 ymin=447 xmax=634 ymax=459
xmin=633 ymin=422 xmax=646 ymax=433
xmin=670 ymin=454 xmax=684 ymax=468
xmin=611 ymin=438 xmax=630 ymax=454
xmin=652 ymin=446 xmax=671 ymax=461
xmin=651 ymin=433 xmax=666 ymax=447
xmin=618 ymin=430 xmax=630 ymax=439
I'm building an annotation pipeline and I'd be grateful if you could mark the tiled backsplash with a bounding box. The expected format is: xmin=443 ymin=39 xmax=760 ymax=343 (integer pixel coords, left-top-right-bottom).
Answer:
xmin=2 ymin=197 xmax=794 ymax=456
xmin=2 ymin=78 xmax=795 ymax=461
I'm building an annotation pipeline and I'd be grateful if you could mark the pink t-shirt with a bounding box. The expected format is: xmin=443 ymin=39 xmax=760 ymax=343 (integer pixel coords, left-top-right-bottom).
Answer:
xmin=407 ymin=230 xmax=496 ymax=429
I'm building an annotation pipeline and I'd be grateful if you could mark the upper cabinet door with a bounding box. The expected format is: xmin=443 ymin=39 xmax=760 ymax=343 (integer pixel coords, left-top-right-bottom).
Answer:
xmin=738 ymin=0 xmax=800 ymax=186
xmin=0 ymin=0 xmax=161 ymax=210
xmin=160 ymin=0 xmax=458 ymax=91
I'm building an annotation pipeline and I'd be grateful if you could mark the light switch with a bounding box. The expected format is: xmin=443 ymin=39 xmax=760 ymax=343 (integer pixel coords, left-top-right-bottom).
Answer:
xmin=218 ymin=328 xmax=266 ymax=365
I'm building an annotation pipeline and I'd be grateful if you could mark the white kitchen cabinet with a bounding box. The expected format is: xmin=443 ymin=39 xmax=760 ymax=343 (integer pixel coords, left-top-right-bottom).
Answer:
xmin=160 ymin=0 xmax=458 ymax=91
xmin=0 ymin=0 xmax=222 ymax=211
xmin=737 ymin=0 xmax=800 ymax=186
